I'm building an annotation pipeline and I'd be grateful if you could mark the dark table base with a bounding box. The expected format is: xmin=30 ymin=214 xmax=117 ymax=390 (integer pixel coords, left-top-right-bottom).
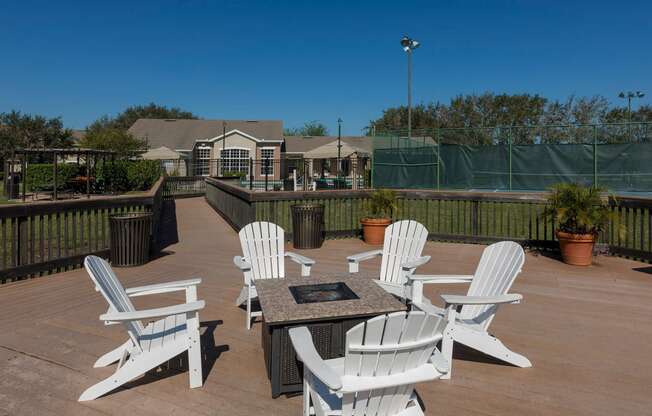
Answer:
xmin=262 ymin=316 xmax=369 ymax=398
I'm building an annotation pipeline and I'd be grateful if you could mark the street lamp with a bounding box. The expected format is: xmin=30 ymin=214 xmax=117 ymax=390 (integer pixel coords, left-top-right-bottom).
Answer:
xmin=337 ymin=118 xmax=343 ymax=179
xmin=401 ymin=35 xmax=420 ymax=140
xmin=618 ymin=91 xmax=645 ymax=122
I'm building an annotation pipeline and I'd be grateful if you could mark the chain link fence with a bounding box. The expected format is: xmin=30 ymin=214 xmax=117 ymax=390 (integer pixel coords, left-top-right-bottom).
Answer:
xmin=373 ymin=122 xmax=652 ymax=192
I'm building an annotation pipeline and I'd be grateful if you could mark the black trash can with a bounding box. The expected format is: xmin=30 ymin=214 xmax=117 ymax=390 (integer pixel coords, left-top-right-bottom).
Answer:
xmin=5 ymin=173 xmax=20 ymax=199
xmin=109 ymin=212 xmax=152 ymax=267
xmin=291 ymin=204 xmax=325 ymax=249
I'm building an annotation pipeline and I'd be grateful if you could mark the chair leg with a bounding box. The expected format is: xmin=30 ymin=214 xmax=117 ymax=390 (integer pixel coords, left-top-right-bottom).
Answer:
xmin=93 ymin=340 xmax=132 ymax=368
xmin=187 ymin=312 xmax=203 ymax=388
xmin=454 ymin=327 xmax=532 ymax=368
xmin=79 ymin=355 xmax=152 ymax=401
xmin=440 ymin=325 xmax=455 ymax=380
xmin=235 ymin=286 xmax=248 ymax=306
xmin=303 ymin=367 xmax=311 ymax=416
xmin=246 ymin=289 xmax=252 ymax=330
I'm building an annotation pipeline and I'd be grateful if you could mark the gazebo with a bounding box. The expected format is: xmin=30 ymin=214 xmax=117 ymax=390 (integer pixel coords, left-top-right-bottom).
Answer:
xmin=5 ymin=148 xmax=116 ymax=202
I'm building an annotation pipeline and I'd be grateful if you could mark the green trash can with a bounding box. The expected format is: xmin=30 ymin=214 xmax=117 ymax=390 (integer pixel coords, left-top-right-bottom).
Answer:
xmin=291 ymin=204 xmax=325 ymax=249
xmin=109 ymin=212 xmax=152 ymax=267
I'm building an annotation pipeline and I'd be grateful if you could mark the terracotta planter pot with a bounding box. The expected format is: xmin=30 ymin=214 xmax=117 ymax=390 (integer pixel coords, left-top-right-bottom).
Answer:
xmin=557 ymin=231 xmax=596 ymax=266
xmin=360 ymin=218 xmax=392 ymax=245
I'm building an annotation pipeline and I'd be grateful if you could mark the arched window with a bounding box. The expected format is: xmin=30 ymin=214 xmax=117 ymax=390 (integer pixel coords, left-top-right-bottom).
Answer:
xmin=220 ymin=148 xmax=250 ymax=176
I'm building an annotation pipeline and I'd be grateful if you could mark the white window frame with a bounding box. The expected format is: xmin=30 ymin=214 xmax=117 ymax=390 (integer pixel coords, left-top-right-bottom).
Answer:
xmin=195 ymin=144 xmax=212 ymax=176
xmin=260 ymin=147 xmax=276 ymax=176
xmin=219 ymin=146 xmax=250 ymax=177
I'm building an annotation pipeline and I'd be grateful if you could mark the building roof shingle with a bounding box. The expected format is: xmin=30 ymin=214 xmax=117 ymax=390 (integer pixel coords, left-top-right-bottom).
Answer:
xmin=283 ymin=136 xmax=373 ymax=154
xmin=128 ymin=118 xmax=284 ymax=151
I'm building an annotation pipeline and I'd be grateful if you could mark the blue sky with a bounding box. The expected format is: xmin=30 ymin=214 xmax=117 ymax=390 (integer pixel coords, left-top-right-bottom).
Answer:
xmin=1 ymin=0 xmax=650 ymax=135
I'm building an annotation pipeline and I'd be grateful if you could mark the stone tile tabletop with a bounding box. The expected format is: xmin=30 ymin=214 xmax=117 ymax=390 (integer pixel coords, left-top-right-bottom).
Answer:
xmin=255 ymin=274 xmax=407 ymax=325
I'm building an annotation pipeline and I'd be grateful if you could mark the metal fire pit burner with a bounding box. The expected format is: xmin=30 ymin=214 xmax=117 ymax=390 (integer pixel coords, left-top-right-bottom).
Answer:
xmin=289 ymin=282 xmax=359 ymax=304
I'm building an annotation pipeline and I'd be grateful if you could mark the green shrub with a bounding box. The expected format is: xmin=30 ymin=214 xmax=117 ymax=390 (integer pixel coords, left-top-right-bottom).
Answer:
xmin=25 ymin=163 xmax=81 ymax=191
xmin=543 ymin=182 xmax=623 ymax=237
xmin=96 ymin=160 xmax=161 ymax=193
xmin=127 ymin=160 xmax=161 ymax=191
xmin=365 ymin=189 xmax=397 ymax=219
xmin=95 ymin=161 xmax=129 ymax=193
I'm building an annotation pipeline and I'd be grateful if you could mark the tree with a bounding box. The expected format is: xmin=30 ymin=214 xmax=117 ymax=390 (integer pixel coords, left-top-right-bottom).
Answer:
xmin=87 ymin=103 xmax=199 ymax=133
xmin=284 ymin=121 xmax=330 ymax=136
xmin=367 ymin=93 xmax=645 ymax=144
xmin=0 ymin=111 xmax=74 ymax=161
xmin=83 ymin=103 xmax=199 ymax=155
xmin=79 ymin=128 xmax=146 ymax=157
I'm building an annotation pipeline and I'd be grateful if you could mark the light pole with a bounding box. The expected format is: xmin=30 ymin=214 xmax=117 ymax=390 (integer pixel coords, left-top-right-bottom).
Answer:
xmin=222 ymin=121 xmax=227 ymax=151
xmin=619 ymin=91 xmax=644 ymax=140
xmin=337 ymin=118 xmax=342 ymax=179
xmin=401 ymin=35 xmax=420 ymax=140
xmin=618 ymin=91 xmax=645 ymax=122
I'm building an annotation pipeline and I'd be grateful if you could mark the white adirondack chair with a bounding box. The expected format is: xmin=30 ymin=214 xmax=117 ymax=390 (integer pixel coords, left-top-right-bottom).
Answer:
xmin=290 ymin=311 xmax=449 ymax=416
xmin=234 ymin=221 xmax=316 ymax=329
xmin=409 ymin=241 xmax=531 ymax=379
xmin=347 ymin=220 xmax=430 ymax=299
xmin=80 ymin=255 xmax=205 ymax=401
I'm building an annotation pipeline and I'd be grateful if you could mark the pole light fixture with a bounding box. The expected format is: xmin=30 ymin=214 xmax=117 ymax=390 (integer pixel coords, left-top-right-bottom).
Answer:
xmin=337 ymin=118 xmax=343 ymax=179
xmin=401 ymin=36 xmax=420 ymax=140
xmin=618 ymin=91 xmax=645 ymax=122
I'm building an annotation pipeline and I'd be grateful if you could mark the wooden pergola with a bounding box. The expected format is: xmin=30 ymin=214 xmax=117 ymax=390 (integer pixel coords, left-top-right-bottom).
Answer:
xmin=6 ymin=148 xmax=116 ymax=202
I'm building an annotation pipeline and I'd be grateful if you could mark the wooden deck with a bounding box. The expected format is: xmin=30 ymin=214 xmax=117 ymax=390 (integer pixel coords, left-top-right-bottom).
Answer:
xmin=1 ymin=197 xmax=651 ymax=416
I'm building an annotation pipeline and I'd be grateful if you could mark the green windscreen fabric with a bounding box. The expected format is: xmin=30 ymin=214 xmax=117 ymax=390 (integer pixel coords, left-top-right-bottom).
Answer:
xmin=373 ymin=146 xmax=438 ymax=189
xmin=373 ymin=142 xmax=652 ymax=192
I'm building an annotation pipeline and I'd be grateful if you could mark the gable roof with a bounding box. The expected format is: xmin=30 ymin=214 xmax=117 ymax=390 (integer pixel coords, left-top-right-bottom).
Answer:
xmin=128 ymin=118 xmax=283 ymax=151
xmin=303 ymin=140 xmax=369 ymax=159
xmin=283 ymin=136 xmax=374 ymax=154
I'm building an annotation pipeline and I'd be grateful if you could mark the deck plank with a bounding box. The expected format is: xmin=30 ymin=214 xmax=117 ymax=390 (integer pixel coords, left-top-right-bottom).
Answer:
xmin=1 ymin=197 xmax=651 ymax=415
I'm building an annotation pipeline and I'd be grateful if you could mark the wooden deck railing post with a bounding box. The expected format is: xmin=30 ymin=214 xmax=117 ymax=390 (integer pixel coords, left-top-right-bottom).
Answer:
xmin=17 ymin=216 xmax=28 ymax=266
xmin=471 ymin=200 xmax=480 ymax=236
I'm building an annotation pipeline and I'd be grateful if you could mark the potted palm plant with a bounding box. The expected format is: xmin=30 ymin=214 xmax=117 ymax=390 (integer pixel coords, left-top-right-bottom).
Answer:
xmin=544 ymin=183 xmax=617 ymax=266
xmin=361 ymin=189 xmax=397 ymax=245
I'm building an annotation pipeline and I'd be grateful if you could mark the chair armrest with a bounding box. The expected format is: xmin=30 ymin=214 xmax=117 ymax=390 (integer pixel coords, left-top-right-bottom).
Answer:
xmin=401 ymin=256 xmax=431 ymax=271
xmin=347 ymin=249 xmax=383 ymax=263
xmin=441 ymin=293 xmax=522 ymax=306
xmin=407 ymin=274 xmax=474 ymax=304
xmin=340 ymin=363 xmax=442 ymax=393
xmin=286 ymin=252 xmax=315 ymax=277
xmin=347 ymin=249 xmax=383 ymax=273
xmin=126 ymin=278 xmax=202 ymax=297
xmin=289 ymin=327 xmax=342 ymax=390
xmin=233 ymin=256 xmax=252 ymax=271
xmin=100 ymin=300 xmax=205 ymax=322
xmin=408 ymin=274 xmax=474 ymax=284
xmin=285 ymin=252 xmax=316 ymax=266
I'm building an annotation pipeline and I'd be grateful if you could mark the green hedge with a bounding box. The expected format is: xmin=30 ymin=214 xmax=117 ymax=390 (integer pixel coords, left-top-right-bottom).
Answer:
xmin=96 ymin=160 xmax=161 ymax=193
xmin=25 ymin=164 xmax=82 ymax=191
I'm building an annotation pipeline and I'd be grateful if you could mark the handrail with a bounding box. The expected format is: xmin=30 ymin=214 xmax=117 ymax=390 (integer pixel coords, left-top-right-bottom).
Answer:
xmin=205 ymin=178 xmax=652 ymax=263
xmin=0 ymin=177 xmax=165 ymax=282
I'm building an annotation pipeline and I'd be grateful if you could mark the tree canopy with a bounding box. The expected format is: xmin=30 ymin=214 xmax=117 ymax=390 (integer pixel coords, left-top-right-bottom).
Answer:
xmin=284 ymin=121 xmax=330 ymax=136
xmin=0 ymin=111 xmax=74 ymax=159
xmin=82 ymin=103 xmax=200 ymax=155
xmin=368 ymin=93 xmax=651 ymax=134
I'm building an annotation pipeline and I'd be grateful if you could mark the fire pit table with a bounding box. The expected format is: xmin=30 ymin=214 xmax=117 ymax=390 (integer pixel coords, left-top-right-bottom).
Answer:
xmin=255 ymin=274 xmax=406 ymax=397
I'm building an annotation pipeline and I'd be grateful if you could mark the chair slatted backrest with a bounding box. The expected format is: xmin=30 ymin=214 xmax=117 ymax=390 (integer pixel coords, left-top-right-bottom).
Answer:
xmin=341 ymin=311 xmax=445 ymax=416
xmin=239 ymin=222 xmax=285 ymax=281
xmin=84 ymin=256 xmax=144 ymax=348
xmin=379 ymin=220 xmax=428 ymax=285
xmin=459 ymin=241 xmax=525 ymax=329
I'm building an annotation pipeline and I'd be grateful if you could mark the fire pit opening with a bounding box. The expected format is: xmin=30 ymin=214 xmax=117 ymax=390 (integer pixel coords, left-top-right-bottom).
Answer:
xmin=289 ymin=282 xmax=359 ymax=304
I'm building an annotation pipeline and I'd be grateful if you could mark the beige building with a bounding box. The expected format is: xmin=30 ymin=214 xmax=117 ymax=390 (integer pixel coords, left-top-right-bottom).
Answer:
xmin=128 ymin=119 xmax=372 ymax=187
xmin=129 ymin=118 xmax=283 ymax=180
